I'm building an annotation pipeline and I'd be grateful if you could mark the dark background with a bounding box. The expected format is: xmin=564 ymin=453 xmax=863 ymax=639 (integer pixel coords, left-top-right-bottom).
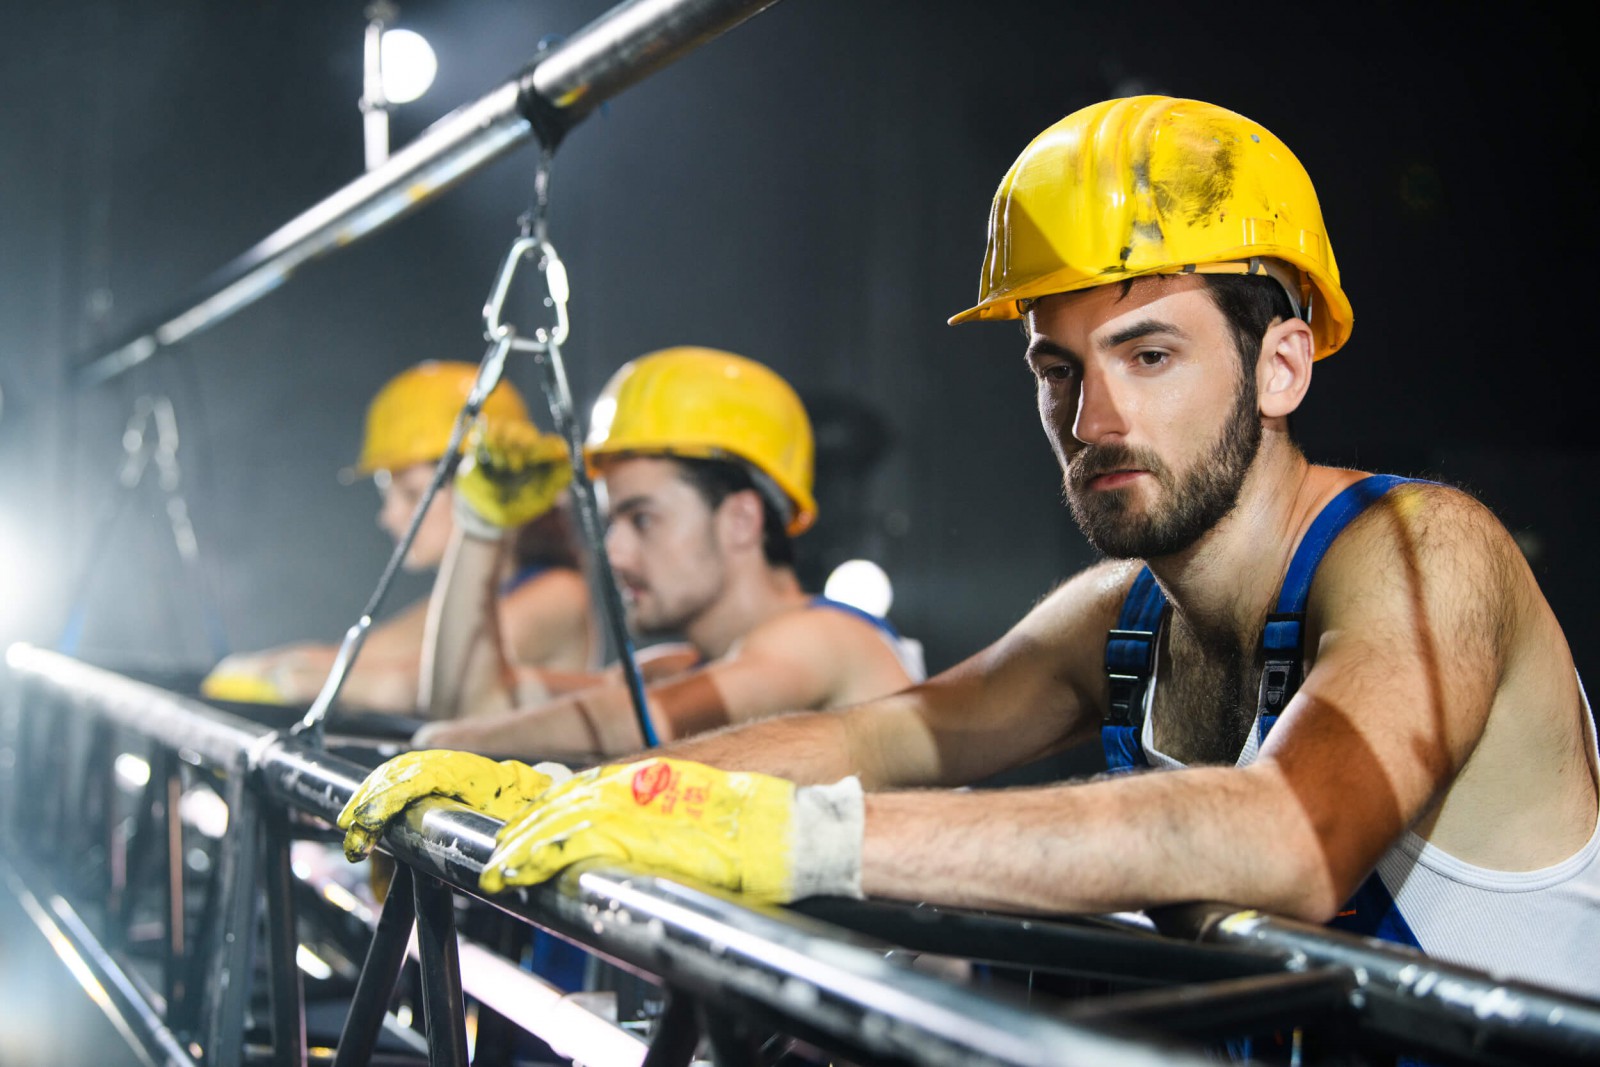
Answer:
xmin=1 ymin=0 xmax=1594 ymax=683
xmin=0 ymin=4 xmax=1594 ymax=1062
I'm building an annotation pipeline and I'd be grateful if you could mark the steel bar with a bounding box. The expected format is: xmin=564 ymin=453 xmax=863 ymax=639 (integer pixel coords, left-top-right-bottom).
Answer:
xmin=1155 ymin=904 xmax=1600 ymax=1066
xmin=263 ymin=807 xmax=308 ymax=1067
xmin=640 ymin=994 xmax=700 ymax=1067
xmin=16 ymin=648 xmax=1600 ymax=1067
xmin=699 ymin=1003 xmax=762 ymax=1067
xmin=1064 ymin=967 xmax=1356 ymax=1038
xmin=793 ymin=897 xmax=1282 ymax=986
xmin=73 ymin=0 xmax=782 ymax=387
xmin=10 ymin=649 xmax=1200 ymax=1066
xmin=332 ymin=863 xmax=418 ymax=1067
xmin=160 ymin=751 xmax=189 ymax=1023
xmin=413 ymin=872 xmax=470 ymax=1067
xmin=1 ymin=850 xmax=200 ymax=1067
xmin=198 ymin=764 xmax=260 ymax=1067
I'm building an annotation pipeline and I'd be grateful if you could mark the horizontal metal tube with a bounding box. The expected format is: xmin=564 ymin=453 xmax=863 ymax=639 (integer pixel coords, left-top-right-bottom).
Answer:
xmin=1065 ymin=967 xmax=1356 ymax=1037
xmin=9 ymin=649 xmax=1203 ymax=1066
xmin=24 ymin=651 xmax=1600 ymax=1064
xmin=526 ymin=0 xmax=781 ymax=124
xmin=254 ymin=750 xmax=1203 ymax=1066
xmin=793 ymin=896 xmax=1283 ymax=986
xmin=6 ymin=645 xmax=263 ymax=771
xmin=74 ymin=0 xmax=781 ymax=387
xmin=1153 ymin=904 xmax=1600 ymax=1064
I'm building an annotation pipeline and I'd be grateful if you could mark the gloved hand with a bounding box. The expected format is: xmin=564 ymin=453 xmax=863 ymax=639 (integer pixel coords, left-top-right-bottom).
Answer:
xmin=201 ymin=668 xmax=288 ymax=705
xmin=202 ymin=652 xmax=290 ymax=705
xmin=336 ymin=750 xmax=572 ymax=862
xmin=453 ymin=420 xmax=572 ymax=538
xmin=479 ymin=757 xmax=865 ymax=904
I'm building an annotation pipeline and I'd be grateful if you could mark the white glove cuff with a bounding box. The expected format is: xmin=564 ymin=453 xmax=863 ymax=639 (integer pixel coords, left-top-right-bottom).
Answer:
xmin=452 ymin=491 xmax=505 ymax=542
xmin=532 ymin=761 xmax=574 ymax=786
xmin=788 ymin=776 xmax=865 ymax=900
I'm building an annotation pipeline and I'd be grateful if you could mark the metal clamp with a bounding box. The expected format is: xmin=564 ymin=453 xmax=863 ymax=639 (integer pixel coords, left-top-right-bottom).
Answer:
xmin=483 ymin=235 xmax=570 ymax=351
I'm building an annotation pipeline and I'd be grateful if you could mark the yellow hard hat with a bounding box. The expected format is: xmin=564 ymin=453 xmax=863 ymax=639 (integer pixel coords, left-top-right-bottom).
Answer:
xmin=585 ymin=347 xmax=817 ymax=535
xmin=950 ymin=96 xmax=1353 ymax=359
xmin=353 ymin=361 xmax=533 ymax=475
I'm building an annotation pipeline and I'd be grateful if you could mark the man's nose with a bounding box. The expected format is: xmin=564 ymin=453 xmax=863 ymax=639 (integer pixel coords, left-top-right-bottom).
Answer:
xmin=603 ymin=523 xmax=633 ymax=570
xmin=1072 ymin=364 xmax=1130 ymax=446
xmin=377 ymin=496 xmax=403 ymax=534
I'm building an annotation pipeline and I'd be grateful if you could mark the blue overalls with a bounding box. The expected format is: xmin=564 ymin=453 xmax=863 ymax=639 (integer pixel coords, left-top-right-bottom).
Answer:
xmin=1102 ymin=474 xmax=1426 ymax=947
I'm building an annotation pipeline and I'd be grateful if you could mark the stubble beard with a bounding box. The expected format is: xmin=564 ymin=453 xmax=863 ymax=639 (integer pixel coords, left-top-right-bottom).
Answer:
xmin=625 ymin=542 xmax=728 ymax=640
xmin=1063 ymin=371 xmax=1262 ymax=560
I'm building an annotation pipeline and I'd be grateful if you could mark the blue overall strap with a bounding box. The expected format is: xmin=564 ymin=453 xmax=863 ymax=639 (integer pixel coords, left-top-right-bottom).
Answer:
xmin=500 ymin=562 xmax=551 ymax=596
xmin=1254 ymin=473 xmax=1426 ymax=950
xmin=1102 ymin=567 xmax=1167 ymax=771
xmin=1256 ymin=474 xmax=1417 ymax=726
xmin=809 ymin=596 xmax=904 ymax=641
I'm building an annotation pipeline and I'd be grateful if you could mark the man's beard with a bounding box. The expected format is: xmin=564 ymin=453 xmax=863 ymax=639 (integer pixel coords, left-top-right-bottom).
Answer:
xmin=1063 ymin=373 xmax=1261 ymax=559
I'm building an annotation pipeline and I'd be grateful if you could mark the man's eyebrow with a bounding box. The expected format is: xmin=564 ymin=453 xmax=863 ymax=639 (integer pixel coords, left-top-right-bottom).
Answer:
xmin=610 ymin=495 xmax=651 ymax=516
xmin=1024 ymin=337 xmax=1079 ymax=363
xmin=1102 ymin=319 xmax=1188 ymax=349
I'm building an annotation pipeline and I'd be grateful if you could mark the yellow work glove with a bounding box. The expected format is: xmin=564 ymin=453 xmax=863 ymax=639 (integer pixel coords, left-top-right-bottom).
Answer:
xmin=480 ymin=757 xmax=866 ymax=904
xmin=201 ymin=669 xmax=288 ymax=705
xmin=453 ymin=420 xmax=572 ymax=538
xmin=336 ymin=750 xmax=572 ymax=862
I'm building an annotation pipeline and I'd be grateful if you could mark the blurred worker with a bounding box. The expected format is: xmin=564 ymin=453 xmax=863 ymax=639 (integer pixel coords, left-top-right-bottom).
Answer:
xmin=340 ymin=99 xmax=1598 ymax=998
xmin=202 ymin=361 xmax=593 ymax=713
xmin=412 ymin=346 xmax=924 ymax=754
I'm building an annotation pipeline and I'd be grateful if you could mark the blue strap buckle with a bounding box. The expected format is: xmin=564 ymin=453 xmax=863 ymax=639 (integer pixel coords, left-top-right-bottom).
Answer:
xmin=1258 ymin=612 xmax=1305 ymax=715
xmin=1105 ymin=627 xmax=1156 ymax=728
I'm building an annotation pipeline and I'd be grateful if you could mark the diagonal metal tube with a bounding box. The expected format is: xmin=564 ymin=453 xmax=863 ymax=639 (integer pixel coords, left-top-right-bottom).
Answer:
xmin=74 ymin=0 xmax=783 ymax=387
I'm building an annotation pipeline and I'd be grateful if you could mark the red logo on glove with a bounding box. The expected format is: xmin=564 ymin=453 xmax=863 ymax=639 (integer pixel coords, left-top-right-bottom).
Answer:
xmin=631 ymin=762 xmax=675 ymax=806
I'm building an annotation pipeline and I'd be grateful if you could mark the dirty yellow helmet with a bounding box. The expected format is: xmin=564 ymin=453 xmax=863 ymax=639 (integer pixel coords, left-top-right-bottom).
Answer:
xmin=950 ymin=96 xmax=1353 ymax=359
xmin=585 ymin=347 xmax=817 ymax=535
xmin=353 ymin=361 xmax=534 ymax=475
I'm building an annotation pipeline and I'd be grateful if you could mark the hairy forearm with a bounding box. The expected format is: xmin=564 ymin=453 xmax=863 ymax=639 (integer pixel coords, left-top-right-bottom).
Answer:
xmin=655 ymin=710 xmax=859 ymax=784
xmin=861 ymin=764 xmax=1340 ymax=920
xmin=423 ymin=531 xmax=513 ymax=720
xmin=418 ymin=682 xmax=651 ymax=761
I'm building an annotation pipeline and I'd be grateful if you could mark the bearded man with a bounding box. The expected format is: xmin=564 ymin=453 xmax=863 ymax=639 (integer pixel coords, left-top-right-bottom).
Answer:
xmin=340 ymin=98 xmax=1599 ymax=998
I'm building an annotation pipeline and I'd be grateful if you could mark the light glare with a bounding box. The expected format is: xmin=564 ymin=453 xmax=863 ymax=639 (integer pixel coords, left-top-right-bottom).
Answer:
xmin=824 ymin=559 xmax=894 ymax=618
xmin=380 ymin=29 xmax=437 ymax=104
xmin=113 ymin=753 xmax=152 ymax=790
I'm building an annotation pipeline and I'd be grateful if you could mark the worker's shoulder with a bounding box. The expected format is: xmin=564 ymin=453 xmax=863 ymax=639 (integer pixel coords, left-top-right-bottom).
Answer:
xmin=745 ymin=596 xmax=890 ymax=651
xmin=1325 ymin=479 xmax=1518 ymax=576
xmin=1314 ymin=478 xmax=1528 ymax=621
xmin=1021 ymin=558 xmax=1145 ymax=636
xmin=501 ymin=565 xmax=589 ymax=607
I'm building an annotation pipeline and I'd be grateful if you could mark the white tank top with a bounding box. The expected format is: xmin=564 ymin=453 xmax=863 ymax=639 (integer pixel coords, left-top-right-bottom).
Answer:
xmin=1140 ymin=639 xmax=1600 ymax=999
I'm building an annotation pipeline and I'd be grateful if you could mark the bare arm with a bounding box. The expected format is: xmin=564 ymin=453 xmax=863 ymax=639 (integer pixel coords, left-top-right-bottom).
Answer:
xmin=634 ymin=564 xmax=1130 ymax=785
xmin=206 ymin=600 xmax=430 ymax=711
xmin=857 ymin=486 xmax=1525 ymax=919
xmin=416 ymin=598 xmax=935 ymax=758
xmin=421 ymin=529 xmax=516 ymax=720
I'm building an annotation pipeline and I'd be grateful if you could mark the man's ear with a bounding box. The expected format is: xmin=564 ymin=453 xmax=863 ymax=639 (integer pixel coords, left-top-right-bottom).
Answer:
xmin=714 ymin=489 xmax=765 ymax=553
xmin=1257 ymin=318 xmax=1314 ymax=419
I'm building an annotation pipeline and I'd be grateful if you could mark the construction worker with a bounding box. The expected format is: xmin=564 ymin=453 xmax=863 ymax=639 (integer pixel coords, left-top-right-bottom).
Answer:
xmin=410 ymin=346 xmax=925 ymax=753
xmin=201 ymin=361 xmax=593 ymax=713
xmin=339 ymin=99 xmax=1598 ymax=998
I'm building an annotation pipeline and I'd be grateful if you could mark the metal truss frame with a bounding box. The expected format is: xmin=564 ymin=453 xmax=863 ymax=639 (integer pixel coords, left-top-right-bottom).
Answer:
xmin=4 ymin=646 xmax=1598 ymax=1067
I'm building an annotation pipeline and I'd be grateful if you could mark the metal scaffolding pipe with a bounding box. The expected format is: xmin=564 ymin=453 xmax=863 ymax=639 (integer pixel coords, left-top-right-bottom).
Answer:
xmin=5 ymin=647 xmax=1206 ymax=1067
xmin=14 ymin=647 xmax=1600 ymax=1066
xmin=73 ymin=0 xmax=783 ymax=387
xmin=1149 ymin=904 xmax=1600 ymax=1065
